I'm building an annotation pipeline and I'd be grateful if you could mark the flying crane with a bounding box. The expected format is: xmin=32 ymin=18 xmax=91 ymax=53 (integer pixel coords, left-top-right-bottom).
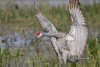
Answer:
xmin=33 ymin=0 xmax=89 ymax=64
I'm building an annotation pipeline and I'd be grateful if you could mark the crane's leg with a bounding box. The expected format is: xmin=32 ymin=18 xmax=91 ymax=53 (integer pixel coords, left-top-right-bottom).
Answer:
xmin=61 ymin=50 xmax=77 ymax=63
xmin=58 ymin=54 xmax=63 ymax=67
xmin=62 ymin=50 xmax=70 ymax=64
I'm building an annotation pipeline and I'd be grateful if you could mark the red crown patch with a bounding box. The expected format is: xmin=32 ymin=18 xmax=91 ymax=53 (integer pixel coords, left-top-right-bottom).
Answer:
xmin=37 ymin=32 xmax=41 ymax=36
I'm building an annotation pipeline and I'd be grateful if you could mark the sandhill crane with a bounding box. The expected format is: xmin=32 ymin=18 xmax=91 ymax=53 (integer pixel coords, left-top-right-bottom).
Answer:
xmin=33 ymin=0 xmax=89 ymax=64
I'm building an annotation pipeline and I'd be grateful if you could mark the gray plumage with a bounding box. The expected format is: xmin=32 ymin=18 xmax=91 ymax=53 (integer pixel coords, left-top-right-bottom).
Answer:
xmin=33 ymin=0 xmax=89 ymax=64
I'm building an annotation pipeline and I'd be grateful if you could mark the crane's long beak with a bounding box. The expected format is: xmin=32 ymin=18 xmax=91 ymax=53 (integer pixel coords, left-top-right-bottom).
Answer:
xmin=33 ymin=36 xmax=38 ymax=42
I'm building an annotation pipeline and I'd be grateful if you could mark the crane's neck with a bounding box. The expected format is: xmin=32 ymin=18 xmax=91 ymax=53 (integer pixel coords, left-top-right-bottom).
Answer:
xmin=42 ymin=33 xmax=66 ymax=38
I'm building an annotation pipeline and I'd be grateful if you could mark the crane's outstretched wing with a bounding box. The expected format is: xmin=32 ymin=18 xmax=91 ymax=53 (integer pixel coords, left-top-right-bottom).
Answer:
xmin=33 ymin=2 xmax=57 ymax=33
xmin=67 ymin=0 xmax=89 ymax=57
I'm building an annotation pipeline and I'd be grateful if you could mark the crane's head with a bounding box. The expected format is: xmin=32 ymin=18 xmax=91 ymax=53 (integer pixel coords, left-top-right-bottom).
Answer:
xmin=33 ymin=32 xmax=42 ymax=42
xmin=36 ymin=32 xmax=43 ymax=38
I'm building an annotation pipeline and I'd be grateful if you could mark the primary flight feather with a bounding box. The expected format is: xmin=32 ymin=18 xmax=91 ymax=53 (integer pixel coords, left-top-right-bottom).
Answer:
xmin=68 ymin=0 xmax=88 ymax=57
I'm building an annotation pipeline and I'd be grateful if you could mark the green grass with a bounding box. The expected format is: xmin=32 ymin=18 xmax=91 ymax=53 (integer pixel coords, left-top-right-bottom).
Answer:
xmin=0 ymin=3 xmax=100 ymax=31
xmin=0 ymin=3 xmax=100 ymax=67
xmin=0 ymin=37 xmax=100 ymax=67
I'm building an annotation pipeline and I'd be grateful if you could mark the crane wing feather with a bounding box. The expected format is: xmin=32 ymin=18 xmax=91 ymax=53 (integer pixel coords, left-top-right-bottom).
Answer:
xmin=67 ymin=0 xmax=89 ymax=57
xmin=33 ymin=2 xmax=57 ymax=32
